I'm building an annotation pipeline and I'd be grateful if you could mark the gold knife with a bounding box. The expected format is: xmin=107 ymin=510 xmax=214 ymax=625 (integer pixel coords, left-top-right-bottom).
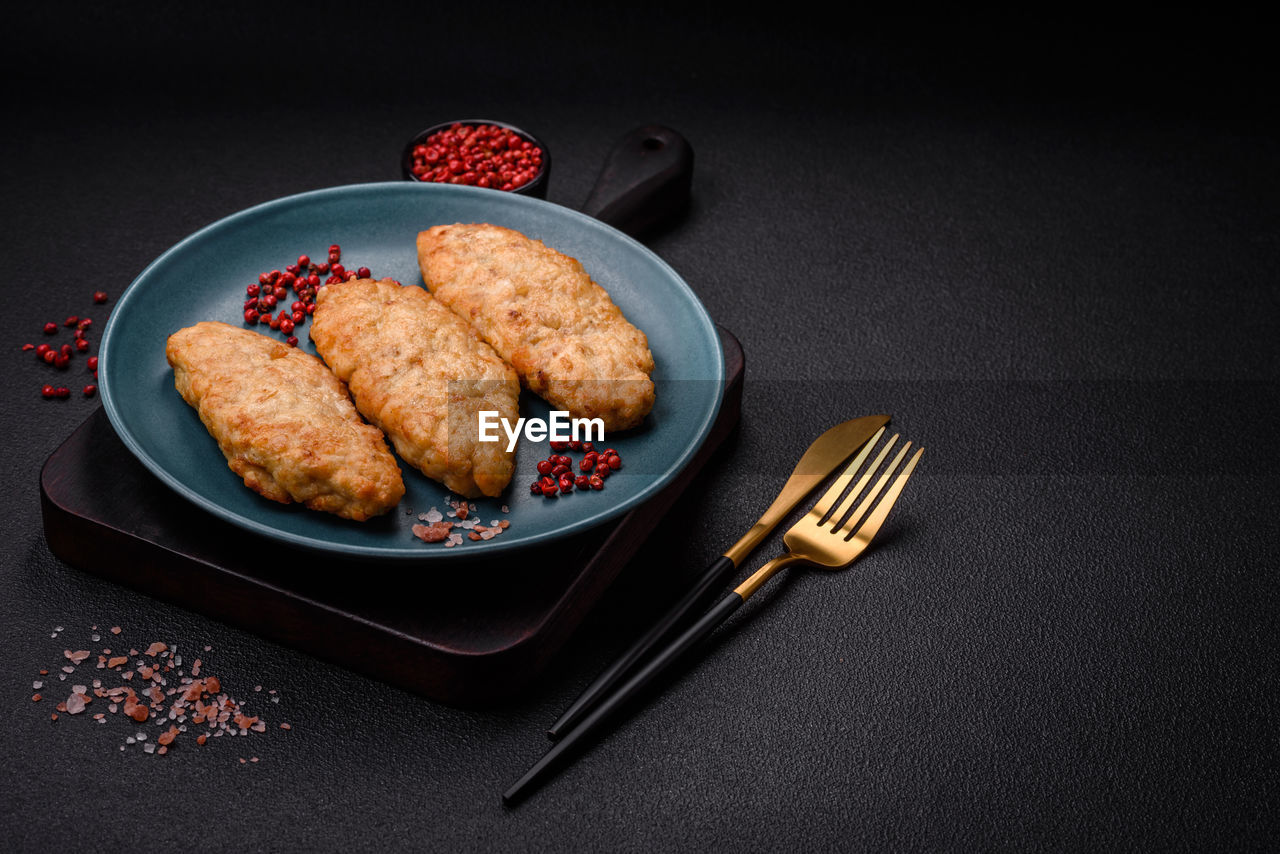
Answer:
xmin=546 ymin=413 xmax=891 ymax=739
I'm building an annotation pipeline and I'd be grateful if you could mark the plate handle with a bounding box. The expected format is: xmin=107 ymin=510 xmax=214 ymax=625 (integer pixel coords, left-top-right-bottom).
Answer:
xmin=581 ymin=126 xmax=694 ymax=238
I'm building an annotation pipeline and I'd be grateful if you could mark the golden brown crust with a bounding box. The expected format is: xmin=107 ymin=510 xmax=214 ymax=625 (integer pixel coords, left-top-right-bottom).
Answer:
xmin=309 ymin=278 xmax=521 ymax=498
xmin=165 ymin=321 xmax=404 ymax=521
xmin=416 ymin=223 xmax=655 ymax=431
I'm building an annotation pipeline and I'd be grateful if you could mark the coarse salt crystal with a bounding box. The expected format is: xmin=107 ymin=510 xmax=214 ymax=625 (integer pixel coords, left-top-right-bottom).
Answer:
xmin=32 ymin=681 xmax=42 ymax=689
xmin=143 ymin=743 xmax=155 ymax=754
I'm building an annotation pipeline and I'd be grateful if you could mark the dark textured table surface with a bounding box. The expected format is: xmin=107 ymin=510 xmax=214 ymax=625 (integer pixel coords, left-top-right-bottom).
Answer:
xmin=4 ymin=8 xmax=1276 ymax=851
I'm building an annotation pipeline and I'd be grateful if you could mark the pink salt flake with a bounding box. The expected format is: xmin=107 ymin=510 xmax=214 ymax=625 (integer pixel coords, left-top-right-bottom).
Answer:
xmin=412 ymin=521 xmax=454 ymax=543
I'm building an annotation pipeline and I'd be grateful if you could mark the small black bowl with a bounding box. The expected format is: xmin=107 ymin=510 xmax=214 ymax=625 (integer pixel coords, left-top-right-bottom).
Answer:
xmin=401 ymin=119 xmax=550 ymax=199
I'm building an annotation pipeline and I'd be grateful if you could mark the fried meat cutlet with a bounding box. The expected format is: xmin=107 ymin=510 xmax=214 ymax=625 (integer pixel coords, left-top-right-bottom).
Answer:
xmin=165 ymin=321 xmax=404 ymax=520
xmin=309 ymin=277 xmax=521 ymax=498
xmin=416 ymin=223 xmax=655 ymax=432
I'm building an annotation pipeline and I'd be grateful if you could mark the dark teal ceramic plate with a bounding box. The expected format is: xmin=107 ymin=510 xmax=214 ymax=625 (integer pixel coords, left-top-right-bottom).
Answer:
xmin=98 ymin=182 xmax=724 ymax=559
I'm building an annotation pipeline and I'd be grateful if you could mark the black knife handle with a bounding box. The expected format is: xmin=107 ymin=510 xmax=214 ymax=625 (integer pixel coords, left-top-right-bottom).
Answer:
xmin=505 ymin=589 xmax=744 ymax=805
xmin=546 ymin=554 xmax=736 ymax=740
xmin=581 ymin=125 xmax=694 ymax=238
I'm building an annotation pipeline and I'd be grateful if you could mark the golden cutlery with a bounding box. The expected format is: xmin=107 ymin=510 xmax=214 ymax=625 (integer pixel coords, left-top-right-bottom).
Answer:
xmin=506 ymin=426 xmax=922 ymax=804
xmin=546 ymin=414 xmax=890 ymax=740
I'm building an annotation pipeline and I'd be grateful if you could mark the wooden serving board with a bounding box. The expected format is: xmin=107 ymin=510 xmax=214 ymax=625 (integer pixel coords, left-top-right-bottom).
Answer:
xmin=40 ymin=327 xmax=742 ymax=707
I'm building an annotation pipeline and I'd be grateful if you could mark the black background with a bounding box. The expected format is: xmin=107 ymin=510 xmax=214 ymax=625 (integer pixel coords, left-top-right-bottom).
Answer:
xmin=3 ymin=6 xmax=1276 ymax=850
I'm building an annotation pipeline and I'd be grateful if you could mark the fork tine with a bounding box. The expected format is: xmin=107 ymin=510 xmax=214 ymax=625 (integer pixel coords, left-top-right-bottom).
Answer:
xmin=822 ymin=432 xmax=898 ymax=530
xmin=835 ymin=440 xmax=911 ymax=537
xmin=845 ymin=446 xmax=924 ymax=549
xmin=811 ymin=426 xmax=887 ymax=520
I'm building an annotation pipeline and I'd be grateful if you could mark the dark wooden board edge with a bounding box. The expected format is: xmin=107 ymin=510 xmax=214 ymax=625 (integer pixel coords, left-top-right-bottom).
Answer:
xmin=40 ymin=327 xmax=743 ymax=707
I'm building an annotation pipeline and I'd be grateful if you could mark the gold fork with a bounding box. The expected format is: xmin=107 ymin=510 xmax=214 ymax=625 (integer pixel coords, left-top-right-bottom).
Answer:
xmin=503 ymin=426 xmax=923 ymax=805
xmin=732 ymin=425 xmax=921 ymax=599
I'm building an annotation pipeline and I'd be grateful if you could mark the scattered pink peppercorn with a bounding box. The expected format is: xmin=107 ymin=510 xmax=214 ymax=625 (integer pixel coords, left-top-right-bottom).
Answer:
xmin=530 ymin=442 xmax=621 ymax=498
xmin=240 ymin=243 xmax=369 ymax=343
